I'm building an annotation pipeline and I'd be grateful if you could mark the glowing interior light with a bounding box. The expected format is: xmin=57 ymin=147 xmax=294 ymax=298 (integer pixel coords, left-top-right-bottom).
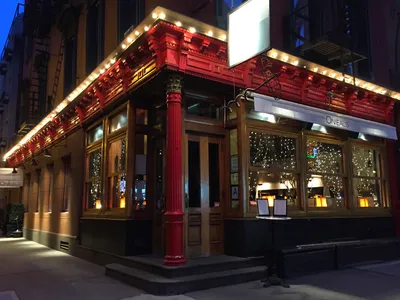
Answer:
xmin=127 ymin=36 xmax=133 ymax=43
xmin=207 ymin=30 xmax=213 ymax=37
xmin=282 ymin=55 xmax=289 ymax=62
xmin=292 ymin=60 xmax=299 ymax=66
xmin=152 ymin=13 xmax=158 ymax=19
xmin=189 ymin=27 xmax=196 ymax=33
xmin=322 ymin=70 xmax=327 ymax=75
xmin=221 ymin=34 xmax=227 ymax=41
xmin=175 ymin=21 xmax=182 ymax=27
xmin=159 ymin=12 xmax=166 ymax=19
xmin=144 ymin=26 xmax=149 ymax=31
xmin=121 ymin=44 xmax=127 ymax=49
xmin=313 ymin=67 xmax=318 ymax=72
xmin=135 ymin=30 xmax=140 ymax=36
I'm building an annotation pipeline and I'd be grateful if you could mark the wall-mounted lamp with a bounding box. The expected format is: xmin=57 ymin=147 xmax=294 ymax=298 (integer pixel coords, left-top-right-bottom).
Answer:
xmin=44 ymin=149 xmax=51 ymax=158
xmin=31 ymin=159 xmax=37 ymax=166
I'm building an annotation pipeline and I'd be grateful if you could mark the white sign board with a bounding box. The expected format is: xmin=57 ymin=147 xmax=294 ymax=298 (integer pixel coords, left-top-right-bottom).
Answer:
xmin=0 ymin=168 xmax=23 ymax=188
xmin=228 ymin=0 xmax=271 ymax=68
xmin=253 ymin=93 xmax=398 ymax=140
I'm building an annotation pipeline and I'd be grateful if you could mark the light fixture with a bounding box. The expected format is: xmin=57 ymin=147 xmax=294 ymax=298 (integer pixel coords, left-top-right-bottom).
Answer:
xmin=31 ymin=158 xmax=37 ymax=166
xmin=175 ymin=21 xmax=182 ymax=27
xmin=12 ymin=168 xmax=17 ymax=174
xmin=221 ymin=34 xmax=227 ymax=41
xmin=322 ymin=70 xmax=327 ymax=75
xmin=207 ymin=30 xmax=213 ymax=37
xmin=313 ymin=67 xmax=318 ymax=72
xmin=189 ymin=27 xmax=196 ymax=33
xmin=121 ymin=44 xmax=127 ymax=49
xmin=292 ymin=60 xmax=299 ymax=66
xmin=127 ymin=36 xmax=133 ymax=43
xmin=282 ymin=55 xmax=289 ymax=62
xmin=44 ymin=149 xmax=51 ymax=158
xmin=144 ymin=25 xmax=149 ymax=31
xmin=159 ymin=12 xmax=166 ymax=19
xmin=135 ymin=30 xmax=140 ymax=36
xmin=152 ymin=13 xmax=158 ymax=19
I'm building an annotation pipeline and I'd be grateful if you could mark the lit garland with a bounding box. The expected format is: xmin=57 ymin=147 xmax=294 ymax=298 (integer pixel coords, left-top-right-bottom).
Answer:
xmin=89 ymin=149 xmax=102 ymax=208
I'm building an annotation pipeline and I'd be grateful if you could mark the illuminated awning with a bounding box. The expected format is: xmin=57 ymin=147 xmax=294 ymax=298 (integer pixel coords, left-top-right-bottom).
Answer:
xmin=253 ymin=93 xmax=398 ymax=140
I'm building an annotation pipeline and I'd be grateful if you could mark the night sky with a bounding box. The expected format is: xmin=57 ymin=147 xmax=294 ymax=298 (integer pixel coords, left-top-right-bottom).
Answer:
xmin=0 ymin=1 xmax=22 ymax=53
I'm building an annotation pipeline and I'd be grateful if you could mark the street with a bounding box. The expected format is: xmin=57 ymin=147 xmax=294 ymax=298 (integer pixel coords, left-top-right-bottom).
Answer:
xmin=1 ymin=238 xmax=400 ymax=300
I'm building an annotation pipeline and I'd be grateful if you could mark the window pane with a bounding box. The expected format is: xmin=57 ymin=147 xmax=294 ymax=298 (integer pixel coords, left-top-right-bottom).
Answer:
xmin=110 ymin=173 xmax=127 ymax=208
xmin=307 ymin=140 xmax=343 ymax=174
xmin=353 ymin=178 xmax=382 ymax=208
xmin=185 ymin=96 xmax=221 ymax=120
xmin=249 ymin=131 xmax=297 ymax=170
xmin=108 ymin=138 xmax=126 ymax=174
xmin=307 ymin=175 xmax=344 ymax=208
xmin=352 ymin=147 xmax=380 ymax=177
xmin=87 ymin=125 xmax=103 ymax=144
xmin=135 ymin=134 xmax=147 ymax=210
xmin=188 ymin=141 xmax=201 ymax=208
xmin=89 ymin=149 xmax=102 ymax=178
xmin=109 ymin=110 xmax=127 ymax=133
xmin=209 ymin=143 xmax=220 ymax=208
xmin=88 ymin=180 xmax=101 ymax=209
xmin=249 ymin=171 xmax=298 ymax=207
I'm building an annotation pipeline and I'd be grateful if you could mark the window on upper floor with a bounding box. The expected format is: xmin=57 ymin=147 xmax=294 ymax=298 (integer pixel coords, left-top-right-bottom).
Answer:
xmin=118 ymin=0 xmax=145 ymax=43
xmin=63 ymin=37 xmax=77 ymax=98
xmin=215 ymin=0 xmax=245 ymax=30
xmin=86 ymin=0 xmax=105 ymax=75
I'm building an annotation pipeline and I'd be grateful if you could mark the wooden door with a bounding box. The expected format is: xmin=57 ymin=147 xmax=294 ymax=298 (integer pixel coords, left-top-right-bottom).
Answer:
xmin=184 ymin=134 xmax=225 ymax=257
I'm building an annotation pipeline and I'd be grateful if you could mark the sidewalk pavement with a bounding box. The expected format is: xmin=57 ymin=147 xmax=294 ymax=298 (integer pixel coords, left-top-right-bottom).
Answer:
xmin=1 ymin=238 xmax=400 ymax=300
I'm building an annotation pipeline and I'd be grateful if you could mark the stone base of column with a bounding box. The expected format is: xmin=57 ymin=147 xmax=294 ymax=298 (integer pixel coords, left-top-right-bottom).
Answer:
xmin=164 ymin=211 xmax=186 ymax=266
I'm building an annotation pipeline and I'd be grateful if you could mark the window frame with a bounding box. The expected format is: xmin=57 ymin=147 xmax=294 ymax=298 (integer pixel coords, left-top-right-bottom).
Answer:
xmin=62 ymin=156 xmax=71 ymax=212
xmin=247 ymin=126 xmax=301 ymax=213
xmin=85 ymin=121 xmax=104 ymax=212
xmin=104 ymin=109 xmax=128 ymax=213
xmin=350 ymin=139 xmax=389 ymax=210
xmin=47 ymin=164 xmax=54 ymax=213
xmin=303 ymin=133 xmax=348 ymax=212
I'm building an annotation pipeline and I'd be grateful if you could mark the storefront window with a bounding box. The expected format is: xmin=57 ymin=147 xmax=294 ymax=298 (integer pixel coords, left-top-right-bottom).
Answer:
xmin=87 ymin=124 xmax=103 ymax=144
xmin=135 ymin=134 xmax=147 ymax=211
xmin=352 ymin=147 xmax=384 ymax=208
xmin=87 ymin=149 xmax=102 ymax=209
xmin=109 ymin=109 xmax=127 ymax=133
xmin=230 ymin=129 xmax=239 ymax=209
xmin=249 ymin=131 xmax=298 ymax=208
xmin=306 ymin=139 xmax=345 ymax=208
xmin=108 ymin=138 xmax=127 ymax=208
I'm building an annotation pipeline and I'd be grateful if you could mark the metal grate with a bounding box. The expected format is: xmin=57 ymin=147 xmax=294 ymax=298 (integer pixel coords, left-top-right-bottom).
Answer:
xmin=60 ymin=241 xmax=69 ymax=251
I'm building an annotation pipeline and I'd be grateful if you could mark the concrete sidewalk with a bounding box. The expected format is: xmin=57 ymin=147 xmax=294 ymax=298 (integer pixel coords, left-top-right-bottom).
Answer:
xmin=1 ymin=238 xmax=400 ymax=300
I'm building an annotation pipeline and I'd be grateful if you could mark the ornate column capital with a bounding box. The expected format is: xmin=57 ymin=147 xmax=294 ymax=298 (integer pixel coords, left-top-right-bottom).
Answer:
xmin=166 ymin=74 xmax=184 ymax=95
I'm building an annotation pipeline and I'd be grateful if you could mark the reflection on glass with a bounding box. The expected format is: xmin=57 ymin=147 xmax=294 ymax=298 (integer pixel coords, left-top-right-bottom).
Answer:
xmin=352 ymin=147 xmax=380 ymax=177
xmin=88 ymin=149 xmax=102 ymax=209
xmin=307 ymin=175 xmax=344 ymax=208
xmin=156 ymin=140 xmax=164 ymax=210
xmin=353 ymin=178 xmax=381 ymax=207
xmin=87 ymin=125 xmax=103 ymax=144
xmin=109 ymin=110 xmax=127 ymax=133
xmin=209 ymin=143 xmax=220 ymax=208
xmin=249 ymin=131 xmax=297 ymax=170
xmin=307 ymin=140 xmax=343 ymax=173
xmin=188 ymin=141 xmax=201 ymax=208
xmin=135 ymin=134 xmax=147 ymax=210
xmin=249 ymin=171 xmax=298 ymax=207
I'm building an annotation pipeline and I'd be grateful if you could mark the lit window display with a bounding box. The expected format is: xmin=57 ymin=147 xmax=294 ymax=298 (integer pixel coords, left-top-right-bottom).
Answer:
xmin=135 ymin=134 xmax=147 ymax=211
xmin=249 ymin=171 xmax=298 ymax=207
xmin=87 ymin=124 xmax=103 ymax=144
xmin=249 ymin=131 xmax=298 ymax=208
xmin=108 ymin=138 xmax=127 ymax=208
xmin=249 ymin=131 xmax=296 ymax=170
xmin=109 ymin=110 xmax=127 ymax=133
xmin=87 ymin=149 xmax=102 ymax=209
xmin=306 ymin=139 xmax=344 ymax=208
xmin=352 ymin=147 xmax=384 ymax=208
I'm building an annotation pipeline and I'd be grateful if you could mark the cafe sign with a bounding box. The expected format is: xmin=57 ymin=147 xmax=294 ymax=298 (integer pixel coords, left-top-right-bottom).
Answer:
xmin=253 ymin=93 xmax=398 ymax=140
xmin=0 ymin=168 xmax=23 ymax=188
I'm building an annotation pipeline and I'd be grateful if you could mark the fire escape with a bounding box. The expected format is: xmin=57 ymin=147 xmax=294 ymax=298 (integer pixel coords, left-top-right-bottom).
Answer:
xmin=18 ymin=0 xmax=56 ymax=136
xmin=285 ymin=0 xmax=369 ymax=78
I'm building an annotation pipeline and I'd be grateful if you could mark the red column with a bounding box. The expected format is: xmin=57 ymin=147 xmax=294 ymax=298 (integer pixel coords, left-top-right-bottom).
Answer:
xmin=164 ymin=74 xmax=186 ymax=266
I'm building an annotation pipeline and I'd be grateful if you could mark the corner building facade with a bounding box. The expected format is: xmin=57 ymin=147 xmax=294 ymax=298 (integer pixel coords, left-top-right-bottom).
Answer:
xmin=9 ymin=0 xmax=400 ymax=265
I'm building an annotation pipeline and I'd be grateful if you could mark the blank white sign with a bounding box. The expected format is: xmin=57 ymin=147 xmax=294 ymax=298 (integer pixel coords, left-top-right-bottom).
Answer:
xmin=228 ymin=0 xmax=271 ymax=68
